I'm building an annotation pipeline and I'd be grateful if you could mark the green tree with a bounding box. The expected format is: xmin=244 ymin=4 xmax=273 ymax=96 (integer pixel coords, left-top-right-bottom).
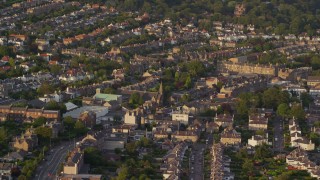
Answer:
xmin=139 ymin=137 xmax=150 ymax=147
xmin=216 ymin=81 xmax=223 ymax=90
xmin=0 ymin=46 xmax=12 ymax=58
xmin=123 ymin=0 xmax=136 ymax=11
xmin=186 ymin=61 xmax=205 ymax=77
xmin=310 ymin=132 xmax=320 ymax=146
xmin=0 ymin=127 xmax=8 ymax=143
xmin=33 ymin=117 xmax=47 ymax=127
xmin=37 ymin=82 xmax=54 ymax=95
xmin=139 ymin=174 xmax=150 ymax=180
xmin=84 ymin=147 xmax=103 ymax=166
xmin=236 ymin=92 xmax=260 ymax=117
xmin=290 ymin=104 xmax=306 ymax=120
xmin=236 ymin=147 xmax=248 ymax=159
xmin=9 ymin=58 xmax=15 ymax=67
xmin=256 ymin=130 xmax=265 ymax=136
xmin=142 ymin=2 xmax=152 ymax=13
xmin=184 ymin=75 xmax=192 ymax=89
xmin=213 ymin=1 xmax=224 ymax=13
xmin=254 ymin=144 xmax=272 ymax=160
xmin=314 ymin=121 xmax=320 ymax=128
xmin=242 ymin=159 xmax=254 ymax=175
xmin=12 ymin=101 xmax=28 ymax=107
xmin=275 ymin=170 xmax=316 ymax=180
xmin=74 ymin=120 xmax=86 ymax=134
xmin=311 ymin=55 xmax=320 ymax=70
xmin=102 ymin=87 xmax=117 ymax=94
xmin=263 ymin=88 xmax=279 ymax=108
xmin=129 ymin=92 xmax=143 ymax=107
xmin=63 ymin=116 xmax=75 ymax=130
xmin=125 ymin=142 xmax=137 ymax=155
xmin=35 ymin=126 xmax=52 ymax=139
xmin=18 ymin=175 xmax=27 ymax=180
xmin=26 ymin=170 xmax=33 ymax=178
xmin=180 ymin=93 xmax=190 ymax=102
xmin=274 ymin=23 xmax=288 ymax=35
xmin=236 ymin=100 xmax=249 ymax=118
xmin=277 ymin=103 xmax=290 ymax=119
xmin=174 ymin=71 xmax=180 ymax=82
xmin=300 ymin=92 xmax=313 ymax=108
xmin=49 ymin=65 xmax=62 ymax=75
xmin=117 ymin=165 xmax=129 ymax=180
xmin=75 ymin=120 xmax=85 ymax=129
xmin=45 ymin=100 xmax=66 ymax=114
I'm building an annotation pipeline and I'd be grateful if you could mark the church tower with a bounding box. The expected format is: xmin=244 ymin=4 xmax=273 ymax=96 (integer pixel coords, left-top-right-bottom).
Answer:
xmin=156 ymin=81 xmax=164 ymax=105
xmin=159 ymin=81 xmax=163 ymax=95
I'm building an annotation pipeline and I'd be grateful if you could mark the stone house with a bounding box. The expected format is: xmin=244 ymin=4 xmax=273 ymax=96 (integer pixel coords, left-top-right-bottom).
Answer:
xmin=12 ymin=128 xmax=38 ymax=152
xmin=214 ymin=114 xmax=234 ymax=128
xmin=63 ymin=148 xmax=84 ymax=175
xmin=220 ymin=127 xmax=241 ymax=146
xmin=248 ymin=115 xmax=268 ymax=130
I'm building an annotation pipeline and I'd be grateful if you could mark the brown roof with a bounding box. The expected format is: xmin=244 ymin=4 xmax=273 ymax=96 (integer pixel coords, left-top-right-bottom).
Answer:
xmin=308 ymin=76 xmax=320 ymax=82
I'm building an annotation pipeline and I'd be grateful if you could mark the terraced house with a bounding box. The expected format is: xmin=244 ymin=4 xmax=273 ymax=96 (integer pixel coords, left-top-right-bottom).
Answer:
xmin=0 ymin=105 xmax=60 ymax=122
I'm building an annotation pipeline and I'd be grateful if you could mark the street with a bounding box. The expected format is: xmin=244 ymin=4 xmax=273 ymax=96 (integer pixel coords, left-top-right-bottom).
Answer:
xmin=189 ymin=143 xmax=206 ymax=180
xmin=189 ymin=132 xmax=214 ymax=180
xmin=273 ymin=116 xmax=284 ymax=152
xmin=34 ymin=141 xmax=75 ymax=180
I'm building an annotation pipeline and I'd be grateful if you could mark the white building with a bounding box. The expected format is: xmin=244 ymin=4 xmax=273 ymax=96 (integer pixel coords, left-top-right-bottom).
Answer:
xmin=39 ymin=91 xmax=63 ymax=103
xmin=309 ymin=87 xmax=320 ymax=98
xmin=248 ymin=135 xmax=268 ymax=147
xmin=172 ymin=110 xmax=189 ymax=125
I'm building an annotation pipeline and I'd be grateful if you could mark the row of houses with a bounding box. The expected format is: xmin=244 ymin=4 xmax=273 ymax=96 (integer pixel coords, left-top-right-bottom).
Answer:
xmin=0 ymin=105 xmax=60 ymax=122
xmin=210 ymin=143 xmax=234 ymax=180
xmin=43 ymin=6 xmax=118 ymax=37
xmin=160 ymin=142 xmax=188 ymax=180
xmin=286 ymin=148 xmax=320 ymax=179
xmin=23 ymin=4 xmax=100 ymax=34
xmin=289 ymin=119 xmax=315 ymax=151
xmin=27 ymin=1 xmax=77 ymax=15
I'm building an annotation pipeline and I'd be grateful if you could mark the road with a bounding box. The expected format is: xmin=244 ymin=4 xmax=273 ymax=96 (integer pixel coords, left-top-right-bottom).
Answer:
xmin=188 ymin=131 xmax=214 ymax=180
xmin=189 ymin=143 xmax=206 ymax=180
xmin=273 ymin=116 xmax=284 ymax=152
xmin=34 ymin=141 xmax=75 ymax=180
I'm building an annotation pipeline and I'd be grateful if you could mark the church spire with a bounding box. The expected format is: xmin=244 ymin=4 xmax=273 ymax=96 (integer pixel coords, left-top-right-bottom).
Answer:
xmin=159 ymin=81 xmax=163 ymax=95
